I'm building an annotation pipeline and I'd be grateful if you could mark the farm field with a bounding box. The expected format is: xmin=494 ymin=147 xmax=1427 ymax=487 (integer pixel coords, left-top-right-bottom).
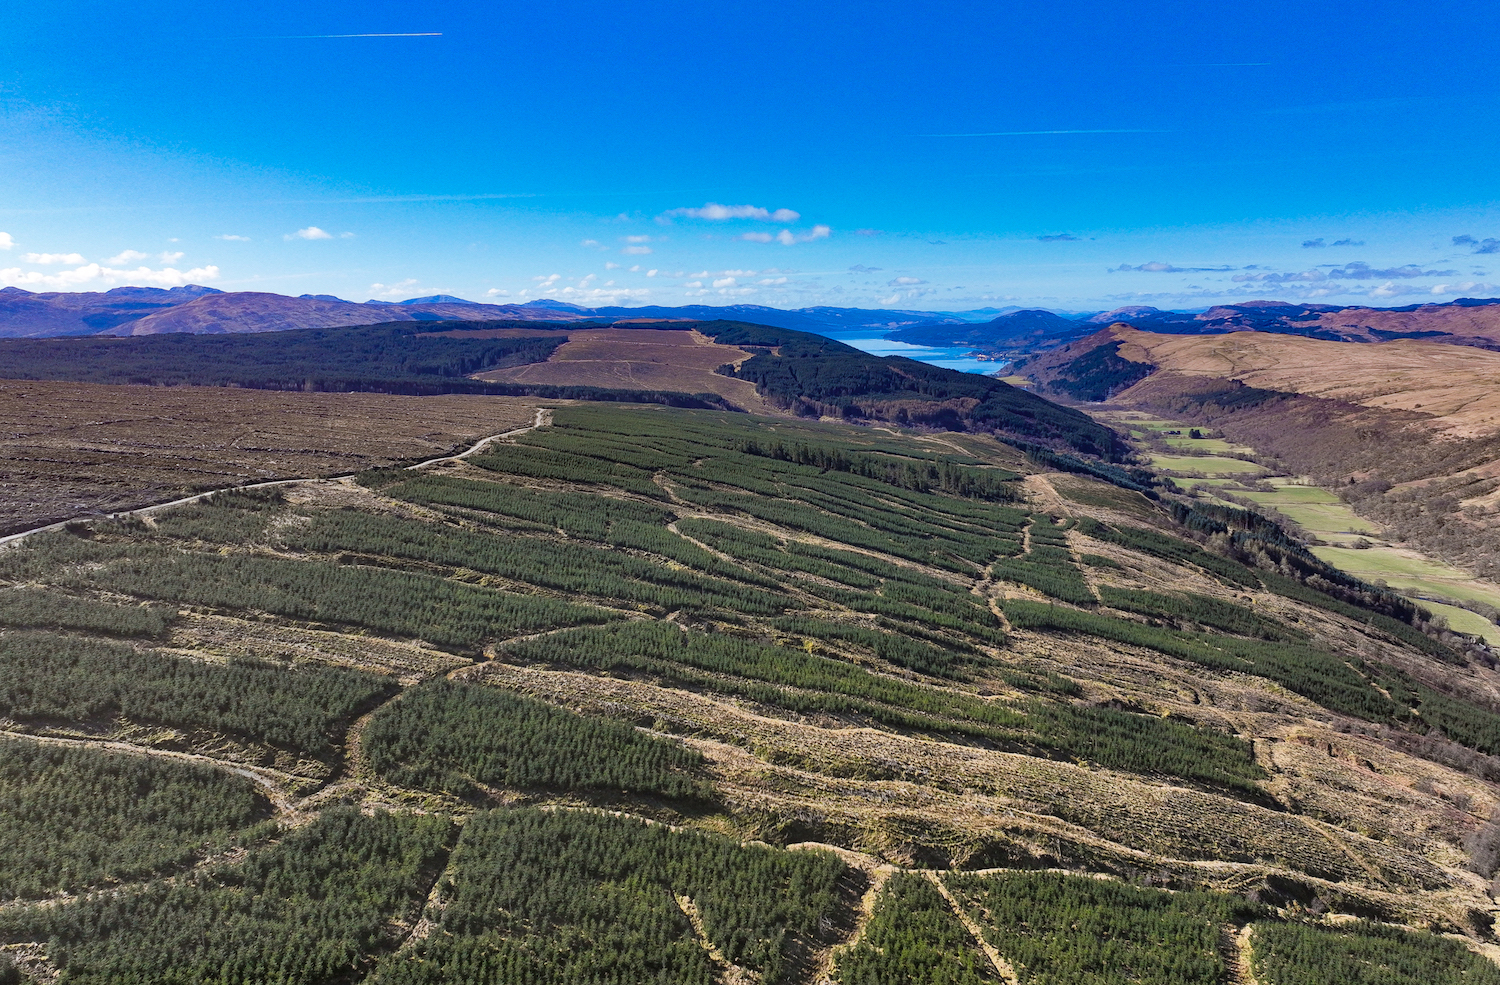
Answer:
xmin=1312 ymin=545 xmax=1500 ymax=641
xmin=1 ymin=402 xmax=1499 ymax=981
xmin=1147 ymin=452 xmax=1267 ymax=476
xmin=0 ymin=378 xmax=540 ymax=536
xmin=1159 ymin=435 xmax=1251 ymax=453
xmin=1099 ymin=409 xmax=1500 ymax=645
xmin=1228 ymin=480 xmax=1380 ymax=540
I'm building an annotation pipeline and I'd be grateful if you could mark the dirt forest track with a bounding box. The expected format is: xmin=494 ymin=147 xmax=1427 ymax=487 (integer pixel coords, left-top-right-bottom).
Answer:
xmin=0 ymin=407 xmax=551 ymax=549
xmin=0 ymin=378 xmax=546 ymax=537
xmin=7 ymin=401 xmax=1500 ymax=982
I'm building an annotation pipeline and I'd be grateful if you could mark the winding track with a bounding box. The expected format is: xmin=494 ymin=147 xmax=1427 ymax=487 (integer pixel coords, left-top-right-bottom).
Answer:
xmin=0 ymin=408 xmax=551 ymax=550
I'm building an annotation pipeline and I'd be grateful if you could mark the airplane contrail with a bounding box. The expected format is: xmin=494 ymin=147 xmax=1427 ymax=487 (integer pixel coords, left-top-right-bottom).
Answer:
xmin=224 ymin=32 xmax=443 ymax=40
xmin=920 ymin=129 xmax=1170 ymax=137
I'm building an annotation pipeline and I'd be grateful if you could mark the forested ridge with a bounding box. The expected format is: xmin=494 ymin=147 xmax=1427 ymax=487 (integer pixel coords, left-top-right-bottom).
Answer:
xmin=695 ymin=320 xmax=1125 ymax=456
xmin=0 ymin=401 xmax=1495 ymax=983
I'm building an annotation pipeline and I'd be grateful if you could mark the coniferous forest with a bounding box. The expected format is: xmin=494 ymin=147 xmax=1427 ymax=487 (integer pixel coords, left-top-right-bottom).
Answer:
xmin=0 ymin=402 xmax=1496 ymax=983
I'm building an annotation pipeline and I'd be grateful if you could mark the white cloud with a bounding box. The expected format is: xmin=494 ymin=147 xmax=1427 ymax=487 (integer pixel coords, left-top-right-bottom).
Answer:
xmin=216 ymin=234 xmax=251 ymax=242
xmin=719 ymin=269 xmax=758 ymax=277
xmin=105 ymin=250 xmax=149 ymax=265
xmin=340 ymin=231 xmax=356 ymax=239
xmin=1118 ymin=261 xmax=1237 ymax=274
xmin=629 ymin=265 xmax=641 ymax=272
xmin=741 ymin=232 xmax=774 ymax=243
xmin=605 ymin=261 xmax=621 ymax=270
xmin=581 ymin=238 xmax=606 ymax=249
xmin=771 ymin=225 xmax=831 ymax=246
xmin=0 ymin=263 xmax=219 ymax=290
xmin=623 ymin=245 xmax=653 ymax=255
xmin=485 ymin=288 xmax=511 ymax=297
xmin=370 ymin=279 xmax=419 ymax=298
xmin=549 ymin=285 xmax=653 ymax=304
xmin=757 ymin=276 xmax=788 ymax=285
xmin=646 ymin=269 xmax=658 ymax=277
xmin=22 ymin=252 xmax=87 ymax=265
xmin=623 ymin=235 xmax=653 ymax=243
xmin=286 ymin=226 xmax=333 ymax=241
xmin=0 ymin=232 xmax=13 ymax=250
xmin=119 ymin=265 xmax=219 ymax=287
xmin=888 ymin=276 xmax=926 ymax=286
xmin=159 ymin=251 xmax=184 ymax=263
xmin=1431 ymin=281 xmax=1498 ymax=295
xmin=684 ymin=280 xmax=703 ymax=288
xmin=533 ymin=274 xmax=562 ymax=287
xmin=663 ymin=203 xmax=800 ymax=222
xmin=712 ymin=277 xmax=737 ymax=288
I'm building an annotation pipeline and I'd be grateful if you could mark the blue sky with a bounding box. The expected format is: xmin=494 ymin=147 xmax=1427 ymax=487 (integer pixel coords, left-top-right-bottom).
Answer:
xmin=3 ymin=0 xmax=1498 ymax=311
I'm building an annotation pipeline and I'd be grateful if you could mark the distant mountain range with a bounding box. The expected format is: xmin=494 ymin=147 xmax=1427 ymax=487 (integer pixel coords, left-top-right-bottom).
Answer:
xmin=0 ymin=287 xmax=579 ymax=337
xmin=0 ymin=287 xmax=991 ymax=339
xmin=888 ymin=298 xmax=1500 ymax=355
xmin=3 ymin=285 xmax=1498 ymax=351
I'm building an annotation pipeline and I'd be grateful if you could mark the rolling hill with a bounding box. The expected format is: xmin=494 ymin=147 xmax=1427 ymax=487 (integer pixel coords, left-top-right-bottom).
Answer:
xmin=898 ymin=297 xmax=1500 ymax=359
xmin=0 ymin=286 xmax=579 ymax=338
xmin=0 ymin=287 xmax=973 ymax=339
xmin=2 ymin=401 xmax=1500 ymax=983
xmin=0 ymin=317 xmax=1119 ymax=542
xmin=1020 ymin=323 xmax=1500 ymax=585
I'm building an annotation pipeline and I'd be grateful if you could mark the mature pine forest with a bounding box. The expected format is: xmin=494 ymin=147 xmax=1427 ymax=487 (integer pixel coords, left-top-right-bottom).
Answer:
xmin=0 ymin=400 xmax=1497 ymax=982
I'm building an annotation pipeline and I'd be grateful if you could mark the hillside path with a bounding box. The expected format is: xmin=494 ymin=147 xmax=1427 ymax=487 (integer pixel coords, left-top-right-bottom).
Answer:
xmin=924 ymin=871 xmax=1020 ymax=984
xmin=0 ymin=408 xmax=550 ymax=549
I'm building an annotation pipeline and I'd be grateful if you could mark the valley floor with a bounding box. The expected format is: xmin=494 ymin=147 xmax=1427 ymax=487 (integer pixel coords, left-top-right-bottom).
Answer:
xmin=1095 ymin=408 xmax=1500 ymax=645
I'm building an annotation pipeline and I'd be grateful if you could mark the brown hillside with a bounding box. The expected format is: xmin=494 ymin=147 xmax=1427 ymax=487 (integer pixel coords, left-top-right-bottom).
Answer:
xmin=1110 ymin=328 xmax=1500 ymax=440
xmin=1312 ymin=302 xmax=1500 ymax=344
xmin=1030 ymin=326 xmax=1500 ymax=583
xmin=119 ymin=292 xmax=577 ymax=335
xmin=0 ymin=379 xmax=541 ymax=535
xmin=473 ymin=326 xmax=774 ymax=412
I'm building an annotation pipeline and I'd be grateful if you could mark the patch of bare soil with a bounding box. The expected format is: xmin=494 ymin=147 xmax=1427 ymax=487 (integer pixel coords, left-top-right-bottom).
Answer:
xmin=473 ymin=328 xmax=774 ymax=412
xmin=169 ymin=612 xmax=469 ymax=685
xmin=0 ymin=378 xmax=541 ymax=534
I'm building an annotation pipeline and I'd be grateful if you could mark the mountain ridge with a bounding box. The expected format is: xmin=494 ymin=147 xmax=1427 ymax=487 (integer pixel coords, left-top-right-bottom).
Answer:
xmin=5 ymin=285 xmax=1499 ymax=349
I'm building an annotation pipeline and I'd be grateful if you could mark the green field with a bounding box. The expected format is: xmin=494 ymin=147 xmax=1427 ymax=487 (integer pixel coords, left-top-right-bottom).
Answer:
xmin=1312 ymin=545 xmax=1485 ymax=583
xmin=1149 ymin=453 xmax=1267 ymax=476
xmin=1099 ymin=408 xmax=1500 ymax=645
xmin=1420 ymin=601 xmax=1499 ymax=642
xmin=1159 ymin=436 xmax=1252 ymax=454
xmin=1218 ymin=481 xmax=1378 ymax=540
xmin=1312 ymin=545 xmax=1500 ymax=643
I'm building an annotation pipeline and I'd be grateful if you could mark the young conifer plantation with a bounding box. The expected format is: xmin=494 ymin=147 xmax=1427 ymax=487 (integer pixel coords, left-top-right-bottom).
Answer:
xmin=1 ymin=402 xmax=1497 ymax=983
